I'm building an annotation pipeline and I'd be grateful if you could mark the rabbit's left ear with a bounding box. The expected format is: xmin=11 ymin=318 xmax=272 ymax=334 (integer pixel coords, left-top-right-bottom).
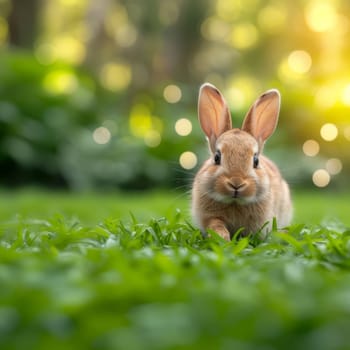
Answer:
xmin=242 ymin=89 xmax=280 ymax=147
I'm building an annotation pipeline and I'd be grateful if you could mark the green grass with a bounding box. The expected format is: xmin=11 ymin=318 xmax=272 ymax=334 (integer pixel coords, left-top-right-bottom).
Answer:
xmin=0 ymin=188 xmax=349 ymax=350
xmin=1 ymin=187 xmax=350 ymax=225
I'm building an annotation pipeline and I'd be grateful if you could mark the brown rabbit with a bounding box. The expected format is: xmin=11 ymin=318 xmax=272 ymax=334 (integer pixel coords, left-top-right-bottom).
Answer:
xmin=192 ymin=83 xmax=292 ymax=240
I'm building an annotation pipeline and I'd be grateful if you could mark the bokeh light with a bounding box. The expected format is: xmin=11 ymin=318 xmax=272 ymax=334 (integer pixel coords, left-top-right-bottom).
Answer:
xmin=43 ymin=70 xmax=78 ymax=95
xmin=105 ymin=4 xmax=138 ymax=48
xmin=305 ymin=1 xmax=338 ymax=32
xmin=2 ymin=0 xmax=350 ymax=190
xmin=302 ymin=139 xmax=320 ymax=157
xmin=100 ymin=63 xmax=132 ymax=92
xmin=278 ymin=61 xmax=301 ymax=83
xmin=320 ymin=123 xmax=338 ymax=141
xmin=175 ymin=118 xmax=192 ymax=136
xmin=114 ymin=24 xmax=138 ymax=48
xmin=326 ymin=158 xmax=343 ymax=175
xmin=258 ymin=5 xmax=287 ymax=33
xmin=225 ymin=87 xmax=245 ymax=111
xmin=163 ymin=85 xmax=182 ymax=103
xmin=227 ymin=75 xmax=258 ymax=108
xmin=216 ymin=0 xmax=241 ymax=21
xmin=201 ymin=17 xmax=230 ymax=42
xmin=179 ymin=152 xmax=197 ymax=170
xmin=344 ymin=126 xmax=350 ymax=141
xmin=129 ymin=105 xmax=153 ymax=138
xmin=144 ymin=130 xmax=161 ymax=148
xmin=93 ymin=127 xmax=111 ymax=145
xmin=288 ymin=50 xmax=312 ymax=74
xmin=52 ymin=36 xmax=86 ymax=65
xmin=129 ymin=104 xmax=163 ymax=148
xmin=230 ymin=23 xmax=258 ymax=50
xmin=312 ymin=169 xmax=331 ymax=188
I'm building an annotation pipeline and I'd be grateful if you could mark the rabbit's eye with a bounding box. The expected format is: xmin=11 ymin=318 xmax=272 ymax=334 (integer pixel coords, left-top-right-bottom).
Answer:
xmin=214 ymin=150 xmax=221 ymax=165
xmin=253 ymin=153 xmax=259 ymax=168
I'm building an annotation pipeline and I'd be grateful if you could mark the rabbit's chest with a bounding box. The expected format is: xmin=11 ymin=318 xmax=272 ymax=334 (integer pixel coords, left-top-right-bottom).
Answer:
xmin=223 ymin=203 xmax=270 ymax=235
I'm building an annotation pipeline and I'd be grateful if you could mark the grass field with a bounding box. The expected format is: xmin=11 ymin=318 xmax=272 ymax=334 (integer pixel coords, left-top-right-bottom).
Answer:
xmin=1 ymin=187 xmax=349 ymax=225
xmin=0 ymin=188 xmax=349 ymax=350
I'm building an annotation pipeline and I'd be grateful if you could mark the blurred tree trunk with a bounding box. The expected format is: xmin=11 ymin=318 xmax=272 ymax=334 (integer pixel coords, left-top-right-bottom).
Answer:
xmin=8 ymin=0 xmax=41 ymax=49
xmin=85 ymin=0 xmax=112 ymax=68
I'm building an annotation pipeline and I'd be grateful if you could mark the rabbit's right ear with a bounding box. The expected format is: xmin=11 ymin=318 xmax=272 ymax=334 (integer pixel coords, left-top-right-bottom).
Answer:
xmin=241 ymin=89 xmax=280 ymax=148
xmin=198 ymin=83 xmax=232 ymax=153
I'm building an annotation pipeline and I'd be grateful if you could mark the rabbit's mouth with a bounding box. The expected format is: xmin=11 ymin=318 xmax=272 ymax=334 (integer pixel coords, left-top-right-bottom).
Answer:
xmin=208 ymin=177 xmax=257 ymax=205
xmin=226 ymin=181 xmax=256 ymax=204
xmin=230 ymin=193 xmax=254 ymax=205
xmin=209 ymin=190 xmax=254 ymax=205
xmin=232 ymin=189 xmax=240 ymax=199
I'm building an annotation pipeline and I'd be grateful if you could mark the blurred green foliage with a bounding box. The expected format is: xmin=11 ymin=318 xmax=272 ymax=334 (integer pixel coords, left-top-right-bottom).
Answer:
xmin=0 ymin=0 xmax=349 ymax=190
xmin=0 ymin=51 xmax=199 ymax=190
xmin=0 ymin=51 xmax=97 ymax=187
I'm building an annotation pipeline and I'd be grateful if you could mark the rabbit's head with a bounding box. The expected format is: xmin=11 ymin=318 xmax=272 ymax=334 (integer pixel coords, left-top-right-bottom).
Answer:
xmin=196 ymin=83 xmax=281 ymax=205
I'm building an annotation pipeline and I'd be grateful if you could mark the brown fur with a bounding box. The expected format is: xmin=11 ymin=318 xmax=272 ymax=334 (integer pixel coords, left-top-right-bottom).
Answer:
xmin=192 ymin=83 xmax=293 ymax=240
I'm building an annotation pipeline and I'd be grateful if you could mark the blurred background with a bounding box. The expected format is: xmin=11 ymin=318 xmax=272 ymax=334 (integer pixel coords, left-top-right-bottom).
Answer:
xmin=0 ymin=0 xmax=349 ymax=192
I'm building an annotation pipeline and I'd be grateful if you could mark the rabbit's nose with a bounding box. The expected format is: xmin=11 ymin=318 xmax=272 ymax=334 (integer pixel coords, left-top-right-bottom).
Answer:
xmin=227 ymin=179 xmax=246 ymax=190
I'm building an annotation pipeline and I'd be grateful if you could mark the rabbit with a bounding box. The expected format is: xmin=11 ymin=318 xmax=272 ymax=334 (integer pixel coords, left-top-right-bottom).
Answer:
xmin=191 ymin=83 xmax=292 ymax=241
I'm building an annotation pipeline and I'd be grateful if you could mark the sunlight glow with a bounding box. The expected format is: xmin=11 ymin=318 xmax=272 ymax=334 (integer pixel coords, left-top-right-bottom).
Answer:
xmin=326 ymin=158 xmax=342 ymax=175
xmin=342 ymin=84 xmax=350 ymax=106
xmin=302 ymin=139 xmax=320 ymax=157
xmin=227 ymin=76 xmax=258 ymax=108
xmin=175 ymin=118 xmax=192 ymax=136
xmin=305 ymin=1 xmax=338 ymax=33
xmin=312 ymin=169 xmax=330 ymax=188
xmin=93 ymin=127 xmax=111 ymax=145
xmin=315 ymin=86 xmax=337 ymax=109
xmin=278 ymin=58 xmax=310 ymax=83
xmin=320 ymin=123 xmax=338 ymax=141
xmin=288 ymin=50 xmax=312 ymax=74
xmin=179 ymin=152 xmax=198 ymax=170
xmin=163 ymin=85 xmax=182 ymax=103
